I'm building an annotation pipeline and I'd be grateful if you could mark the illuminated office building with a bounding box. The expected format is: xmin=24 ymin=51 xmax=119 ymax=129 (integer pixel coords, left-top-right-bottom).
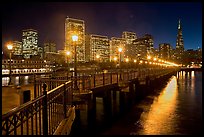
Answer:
xmin=110 ymin=37 xmax=126 ymax=62
xmin=65 ymin=17 xmax=85 ymax=62
xmin=132 ymin=34 xmax=154 ymax=59
xmin=22 ymin=29 xmax=38 ymax=59
xmin=13 ymin=41 xmax=22 ymax=56
xmin=122 ymin=31 xmax=137 ymax=60
xmin=159 ymin=43 xmax=173 ymax=60
xmin=86 ymin=34 xmax=110 ymax=62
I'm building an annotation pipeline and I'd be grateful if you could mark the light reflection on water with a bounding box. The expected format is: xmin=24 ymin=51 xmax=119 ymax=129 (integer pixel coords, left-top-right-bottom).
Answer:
xmin=133 ymin=71 xmax=202 ymax=135
xmin=2 ymin=75 xmax=32 ymax=86
xmin=138 ymin=76 xmax=179 ymax=135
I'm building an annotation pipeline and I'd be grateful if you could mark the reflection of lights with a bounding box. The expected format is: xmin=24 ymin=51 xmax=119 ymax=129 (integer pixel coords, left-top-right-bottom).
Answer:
xmin=191 ymin=71 xmax=195 ymax=77
xmin=140 ymin=60 xmax=143 ymax=64
xmin=25 ymin=76 xmax=29 ymax=79
xmin=113 ymin=57 xmax=117 ymax=61
xmin=140 ymin=76 xmax=178 ymax=134
xmin=134 ymin=59 xmax=137 ymax=63
xmin=125 ymin=58 xmax=129 ymax=62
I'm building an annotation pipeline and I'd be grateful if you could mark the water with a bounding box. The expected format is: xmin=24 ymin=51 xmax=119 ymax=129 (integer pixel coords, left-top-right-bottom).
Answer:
xmin=102 ymin=71 xmax=202 ymax=135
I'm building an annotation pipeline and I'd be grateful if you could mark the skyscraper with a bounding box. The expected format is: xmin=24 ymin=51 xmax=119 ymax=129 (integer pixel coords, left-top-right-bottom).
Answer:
xmin=13 ymin=41 xmax=22 ymax=56
xmin=86 ymin=34 xmax=110 ymax=62
xmin=65 ymin=17 xmax=85 ymax=62
xmin=22 ymin=29 xmax=38 ymax=59
xmin=175 ymin=19 xmax=184 ymax=61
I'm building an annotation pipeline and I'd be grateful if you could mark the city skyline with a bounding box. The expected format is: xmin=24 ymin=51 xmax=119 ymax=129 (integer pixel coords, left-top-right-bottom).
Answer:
xmin=2 ymin=2 xmax=202 ymax=51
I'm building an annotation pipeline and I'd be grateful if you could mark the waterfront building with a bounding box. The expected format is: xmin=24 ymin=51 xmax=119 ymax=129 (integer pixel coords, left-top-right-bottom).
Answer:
xmin=65 ymin=17 xmax=85 ymax=62
xmin=2 ymin=59 xmax=52 ymax=75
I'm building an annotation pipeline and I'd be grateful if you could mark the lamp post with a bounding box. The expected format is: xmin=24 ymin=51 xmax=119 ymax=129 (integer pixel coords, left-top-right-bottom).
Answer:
xmin=72 ymin=35 xmax=79 ymax=90
xmin=96 ymin=54 xmax=100 ymax=72
xmin=7 ymin=43 xmax=13 ymax=85
xmin=118 ymin=47 xmax=122 ymax=80
xmin=66 ymin=51 xmax=70 ymax=79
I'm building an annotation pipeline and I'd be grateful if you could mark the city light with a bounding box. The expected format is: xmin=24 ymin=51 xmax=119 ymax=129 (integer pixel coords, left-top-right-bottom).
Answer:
xmin=96 ymin=54 xmax=100 ymax=59
xmin=114 ymin=57 xmax=118 ymax=61
xmin=118 ymin=47 xmax=123 ymax=53
xmin=147 ymin=55 xmax=151 ymax=60
xmin=7 ymin=44 xmax=13 ymax=50
xmin=66 ymin=51 xmax=71 ymax=55
xmin=72 ymin=35 xmax=78 ymax=42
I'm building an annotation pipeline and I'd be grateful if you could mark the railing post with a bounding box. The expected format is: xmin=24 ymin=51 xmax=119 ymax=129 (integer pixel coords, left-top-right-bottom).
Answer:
xmin=93 ymin=74 xmax=96 ymax=87
xmin=63 ymin=83 xmax=67 ymax=118
xmin=34 ymin=74 xmax=36 ymax=98
xmin=103 ymin=72 xmax=105 ymax=85
xmin=42 ymin=83 xmax=48 ymax=135
xmin=110 ymin=72 xmax=112 ymax=84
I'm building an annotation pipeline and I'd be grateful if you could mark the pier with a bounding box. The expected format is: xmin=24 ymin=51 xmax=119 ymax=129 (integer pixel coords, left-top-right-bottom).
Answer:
xmin=1 ymin=67 xmax=188 ymax=135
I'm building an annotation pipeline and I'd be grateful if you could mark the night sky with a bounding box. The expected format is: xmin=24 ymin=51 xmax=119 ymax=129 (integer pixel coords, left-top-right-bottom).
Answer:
xmin=2 ymin=2 xmax=202 ymax=51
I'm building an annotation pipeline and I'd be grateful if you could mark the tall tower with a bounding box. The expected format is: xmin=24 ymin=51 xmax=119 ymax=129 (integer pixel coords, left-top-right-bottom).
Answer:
xmin=175 ymin=19 xmax=184 ymax=61
xmin=65 ymin=17 xmax=85 ymax=62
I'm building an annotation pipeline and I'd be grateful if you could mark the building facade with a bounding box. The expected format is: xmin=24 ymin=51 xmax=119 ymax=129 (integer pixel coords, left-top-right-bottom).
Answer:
xmin=13 ymin=41 xmax=22 ymax=56
xmin=86 ymin=34 xmax=110 ymax=62
xmin=159 ymin=43 xmax=173 ymax=60
xmin=65 ymin=17 xmax=85 ymax=62
xmin=44 ymin=42 xmax=57 ymax=53
xmin=110 ymin=37 xmax=126 ymax=62
xmin=22 ymin=29 xmax=38 ymax=59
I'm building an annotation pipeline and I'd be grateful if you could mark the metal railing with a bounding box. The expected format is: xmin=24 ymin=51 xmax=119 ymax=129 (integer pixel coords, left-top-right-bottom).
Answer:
xmin=2 ymin=81 xmax=73 ymax=135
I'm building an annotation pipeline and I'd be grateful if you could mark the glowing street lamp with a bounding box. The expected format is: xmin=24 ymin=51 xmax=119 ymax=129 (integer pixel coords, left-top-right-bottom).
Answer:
xmin=7 ymin=43 xmax=13 ymax=85
xmin=147 ymin=55 xmax=151 ymax=60
xmin=72 ymin=34 xmax=79 ymax=90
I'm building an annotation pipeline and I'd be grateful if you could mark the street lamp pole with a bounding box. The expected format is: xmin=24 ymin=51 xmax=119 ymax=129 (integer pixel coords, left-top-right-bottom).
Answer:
xmin=118 ymin=47 xmax=122 ymax=81
xmin=66 ymin=51 xmax=70 ymax=79
xmin=7 ymin=44 xmax=13 ymax=85
xmin=72 ymin=35 xmax=79 ymax=90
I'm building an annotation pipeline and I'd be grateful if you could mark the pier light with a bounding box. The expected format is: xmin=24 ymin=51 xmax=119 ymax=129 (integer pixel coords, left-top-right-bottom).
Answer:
xmin=147 ymin=55 xmax=151 ymax=60
xmin=113 ymin=57 xmax=118 ymax=61
xmin=134 ymin=59 xmax=137 ymax=63
xmin=139 ymin=60 xmax=143 ymax=64
xmin=125 ymin=58 xmax=129 ymax=62
xmin=118 ymin=47 xmax=123 ymax=81
xmin=7 ymin=42 xmax=13 ymax=85
xmin=153 ymin=57 xmax=157 ymax=61
xmin=72 ymin=34 xmax=79 ymax=91
xmin=96 ymin=54 xmax=100 ymax=59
